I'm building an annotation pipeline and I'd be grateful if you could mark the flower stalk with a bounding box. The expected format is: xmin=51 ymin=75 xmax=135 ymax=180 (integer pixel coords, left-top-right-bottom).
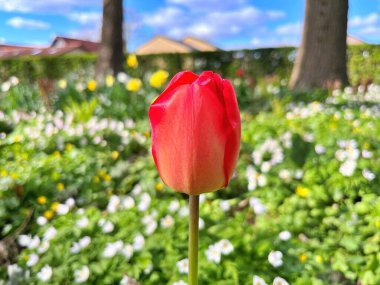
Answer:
xmin=188 ymin=195 xmax=199 ymax=285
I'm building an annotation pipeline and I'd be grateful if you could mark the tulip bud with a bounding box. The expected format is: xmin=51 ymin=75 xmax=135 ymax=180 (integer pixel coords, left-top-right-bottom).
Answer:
xmin=149 ymin=71 xmax=241 ymax=195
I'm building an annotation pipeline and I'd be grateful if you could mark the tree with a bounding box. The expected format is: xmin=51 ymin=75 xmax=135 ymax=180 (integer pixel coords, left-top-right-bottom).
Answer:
xmin=289 ymin=0 xmax=349 ymax=90
xmin=96 ymin=0 xmax=125 ymax=79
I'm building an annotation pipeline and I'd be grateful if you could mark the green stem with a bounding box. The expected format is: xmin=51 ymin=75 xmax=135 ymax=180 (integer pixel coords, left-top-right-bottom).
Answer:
xmin=188 ymin=195 xmax=199 ymax=285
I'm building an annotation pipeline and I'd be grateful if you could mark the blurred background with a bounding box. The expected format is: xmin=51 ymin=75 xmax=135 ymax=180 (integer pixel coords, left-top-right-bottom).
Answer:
xmin=1 ymin=1 xmax=380 ymax=285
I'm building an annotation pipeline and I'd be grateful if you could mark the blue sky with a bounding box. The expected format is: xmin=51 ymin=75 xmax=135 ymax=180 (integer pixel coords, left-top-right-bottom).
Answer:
xmin=0 ymin=0 xmax=379 ymax=51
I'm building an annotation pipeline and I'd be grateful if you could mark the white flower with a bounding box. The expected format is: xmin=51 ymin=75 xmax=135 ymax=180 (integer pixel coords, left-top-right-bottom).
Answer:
xmin=37 ymin=241 xmax=50 ymax=254
xmin=26 ymin=253 xmax=39 ymax=267
xmin=120 ymin=244 xmax=134 ymax=260
xmin=253 ymin=275 xmax=267 ymax=285
xmin=273 ymin=277 xmax=289 ymax=285
xmin=77 ymin=208 xmax=85 ymax=215
xmin=133 ymin=234 xmax=145 ymax=251
xmin=261 ymin=161 xmax=271 ymax=173
xmin=161 ymin=215 xmax=174 ymax=228
xmin=65 ymin=198 xmax=75 ymax=209
xmin=268 ymin=251 xmax=283 ymax=267
xmin=102 ymin=221 xmax=114 ymax=233
xmin=18 ymin=235 xmax=31 ymax=247
xmin=103 ymin=241 xmax=123 ymax=258
xmin=117 ymin=72 xmax=129 ymax=83
xmin=138 ymin=193 xmax=151 ymax=211
xmin=249 ymin=197 xmax=267 ymax=215
xmin=169 ymin=200 xmax=180 ymax=212
xmin=1 ymin=81 xmax=11 ymax=92
xmin=199 ymin=218 xmax=205 ymax=230
xmin=79 ymin=236 xmax=91 ymax=248
xmin=246 ymin=166 xmax=267 ymax=191
xmin=122 ymin=196 xmax=135 ymax=209
xmin=315 ymin=145 xmax=326 ymax=154
xmin=37 ymin=265 xmax=53 ymax=282
xmin=363 ymin=169 xmax=376 ymax=181
xmin=278 ymin=231 xmax=291 ymax=241
xmin=220 ymin=200 xmax=230 ymax=212
xmin=339 ymin=160 xmax=357 ymax=177
xmin=37 ymin=216 xmax=47 ymax=226
xmin=28 ymin=236 xmax=40 ymax=249
xmin=205 ymin=244 xmax=221 ymax=263
xmin=362 ymin=150 xmax=373 ymax=158
xmin=179 ymin=207 xmax=189 ymax=217
xmin=294 ymin=169 xmax=304 ymax=179
xmin=176 ymin=258 xmax=189 ymax=274
xmin=74 ymin=266 xmax=90 ymax=283
xmin=131 ymin=184 xmax=142 ymax=196
xmin=120 ymin=274 xmax=137 ymax=285
xmin=107 ymin=195 xmax=121 ymax=213
xmin=217 ymin=239 xmax=234 ymax=255
xmin=7 ymin=264 xmax=22 ymax=278
xmin=173 ymin=280 xmax=187 ymax=285
xmin=142 ymin=215 xmax=157 ymax=235
xmin=71 ymin=236 xmax=91 ymax=253
xmin=43 ymin=227 xmax=57 ymax=241
xmin=279 ymin=169 xmax=292 ymax=183
xmin=56 ymin=204 xmax=70 ymax=215
xmin=76 ymin=217 xmax=89 ymax=228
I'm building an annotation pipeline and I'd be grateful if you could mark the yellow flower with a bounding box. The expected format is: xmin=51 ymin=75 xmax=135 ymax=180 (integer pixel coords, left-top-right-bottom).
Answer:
xmin=87 ymin=80 xmax=97 ymax=91
xmin=56 ymin=183 xmax=65 ymax=192
xmin=299 ymin=253 xmax=307 ymax=263
xmin=296 ymin=185 xmax=309 ymax=198
xmin=51 ymin=202 xmax=60 ymax=211
xmin=155 ymin=182 xmax=163 ymax=191
xmin=103 ymin=174 xmax=112 ymax=182
xmin=10 ymin=172 xmax=18 ymax=179
xmin=315 ymin=255 xmax=323 ymax=263
xmin=98 ymin=169 xmax=106 ymax=177
xmin=150 ymin=70 xmax=169 ymax=88
xmin=43 ymin=210 xmax=54 ymax=220
xmin=58 ymin=79 xmax=67 ymax=89
xmin=37 ymin=196 xmax=47 ymax=205
xmin=127 ymin=54 xmax=138 ymax=68
xmin=111 ymin=151 xmax=119 ymax=160
xmin=14 ymin=135 xmax=21 ymax=143
xmin=363 ymin=142 xmax=370 ymax=149
xmin=0 ymin=169 xmax=8 ymax=177
xmin=93 ymin=176 xmax=100 ymax=183
xmin=53 ymin=151 xmax=61 ymax=158
xmin=375 ymin=220 xmax=380 ymax=228
xmin=126 ymin=78 xmax=142 ymax=92
xmin=105 ymin=75 xmax=115 ymax=87
xmin=66 ymin=143 xmax=74 ymax=152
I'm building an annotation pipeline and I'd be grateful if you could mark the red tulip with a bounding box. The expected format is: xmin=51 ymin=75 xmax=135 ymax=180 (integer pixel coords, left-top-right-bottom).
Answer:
xmin=148 ymin=71 xmax=241 ymax=195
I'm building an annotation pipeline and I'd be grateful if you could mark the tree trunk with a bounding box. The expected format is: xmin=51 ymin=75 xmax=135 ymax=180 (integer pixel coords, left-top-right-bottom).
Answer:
xmin=289 ymin=0 xmax=349 ymax=90
xmin=95 ymin=0 xmax=125 ymax=80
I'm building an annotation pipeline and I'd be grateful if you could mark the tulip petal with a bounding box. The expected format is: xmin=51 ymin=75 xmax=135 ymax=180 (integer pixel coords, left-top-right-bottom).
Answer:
xmin=222 ymin=79 xmax=241 ymax=185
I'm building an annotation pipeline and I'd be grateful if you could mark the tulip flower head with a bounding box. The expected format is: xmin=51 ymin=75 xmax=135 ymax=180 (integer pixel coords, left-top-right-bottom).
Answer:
xmin=149 ymin=71 xmax=241 ymax=195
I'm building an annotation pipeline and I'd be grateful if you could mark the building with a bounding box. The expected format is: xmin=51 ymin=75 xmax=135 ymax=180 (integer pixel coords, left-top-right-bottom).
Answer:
xmin=346 ymin=35 xmax=365 ymax=45
xmin=135 ymin=35 xmax=219 ymax=55
xmin=0 ymin=36 xmax=100 ymax=59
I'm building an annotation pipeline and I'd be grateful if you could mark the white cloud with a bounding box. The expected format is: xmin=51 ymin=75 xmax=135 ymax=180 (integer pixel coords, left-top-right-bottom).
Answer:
xmin=7 ymin=17 xmax=50 ymax=29
xmin=0 ymin=37 xmax=5 ymax=43
xmin=68 ymin=12 xmax=101 ymax=25
xmin=142 ymin=5 xmax=285 ymax=41
xmin=167 ymin=0 xmax=247 ymax=11
xmin=276 ymin=22 xmax=302 ymax=35
xmin=0 ymin=0 xmax=95 ymax=13
xmin=349 ymin=13 xmax=379 ymax=28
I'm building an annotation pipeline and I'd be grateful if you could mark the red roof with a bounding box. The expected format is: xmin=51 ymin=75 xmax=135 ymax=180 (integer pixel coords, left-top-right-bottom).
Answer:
xmin=0 ymin=36 xmax=100 ymax=59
